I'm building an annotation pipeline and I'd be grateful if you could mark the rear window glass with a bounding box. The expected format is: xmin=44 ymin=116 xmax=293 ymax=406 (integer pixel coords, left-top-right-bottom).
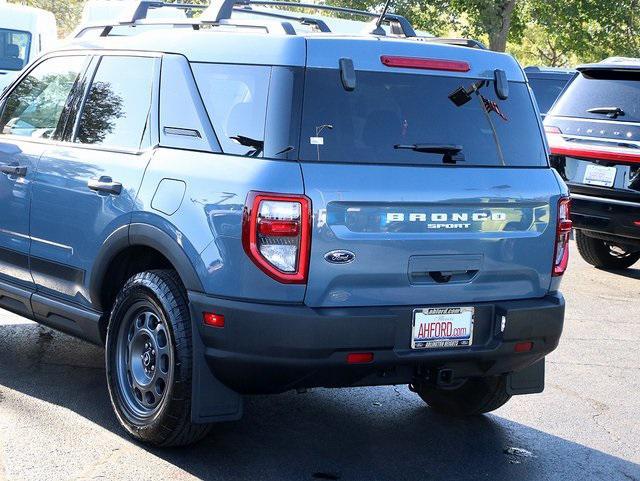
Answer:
xmin=528 ymin=78 xmax=570 ymax=114
xmin=192 ymin=63 xmax=270 ymax=157
xmin=551 ymin=70 xmax=640 ymax=123
xmin=299 ymin=69 xmax=547 ymax=167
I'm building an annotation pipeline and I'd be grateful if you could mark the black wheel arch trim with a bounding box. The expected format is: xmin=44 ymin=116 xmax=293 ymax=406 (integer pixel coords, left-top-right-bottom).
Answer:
xmin=89 ymin=223 xmax=204 ymax=311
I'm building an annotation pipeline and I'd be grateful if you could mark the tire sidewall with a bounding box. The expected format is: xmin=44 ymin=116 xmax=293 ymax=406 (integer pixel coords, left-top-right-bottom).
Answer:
xmin=105 ymin=272 xmax=190 ymax=443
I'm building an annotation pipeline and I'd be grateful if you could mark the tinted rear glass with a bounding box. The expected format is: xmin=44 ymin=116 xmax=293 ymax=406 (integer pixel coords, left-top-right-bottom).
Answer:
xmin=528 ymin=77 xmax=570 ymax=114
xmin=299 ymin=69 xmax=547 ymax=167
xmin=551 ymin=70 xmax=640 ymax=123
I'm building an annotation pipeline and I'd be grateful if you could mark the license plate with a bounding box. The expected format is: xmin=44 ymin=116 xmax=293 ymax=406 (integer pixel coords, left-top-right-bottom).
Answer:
xmin=411 ymin=307 xmax=474 ymax=349
xmin=583 ymin=164 xmax=616 ymax=187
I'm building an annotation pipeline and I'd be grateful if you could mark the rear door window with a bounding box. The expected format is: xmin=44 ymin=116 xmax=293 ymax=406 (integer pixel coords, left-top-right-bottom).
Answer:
xmin=551 ymin=70 xmax=640 ymax=123
xmin=299 ymin=69 xmax=547 ymax=167
xmin=192 ymin=63 xmax=270 ymax=157
xmin=74 ymin=56 xmax=156 ymax=149
xmin=0 ymin=55 xmax=85 ymax=138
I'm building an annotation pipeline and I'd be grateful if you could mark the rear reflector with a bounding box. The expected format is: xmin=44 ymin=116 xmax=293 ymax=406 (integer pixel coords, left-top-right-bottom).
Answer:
xmin=347 ymin=352 xmax=374 ymax=364
xmin=546 ymin=129 xmax=640 ymax=164
xmin=514 ymin=341 xmax=534 ymax=353
xmin=380 ymin=56 xmax=471 ymax=72
xmin=203 ymin=312 xmax=225 ymax=328
xmin=634 ymin=221 xmax=640 ymax=227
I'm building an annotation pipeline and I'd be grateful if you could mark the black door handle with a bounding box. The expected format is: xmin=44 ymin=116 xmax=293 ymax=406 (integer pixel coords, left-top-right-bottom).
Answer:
xmin=88 ymin=176 xmax=122 ymax=195
xmin=0 ymin=165 xmax=27 ymax=177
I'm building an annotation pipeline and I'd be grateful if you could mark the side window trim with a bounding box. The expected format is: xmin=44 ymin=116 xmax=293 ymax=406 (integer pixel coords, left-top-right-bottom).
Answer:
xmin=63 ymin=55 xmax=100 ymax=143
xmin=57 ymin=55 xmax=95 ymax=142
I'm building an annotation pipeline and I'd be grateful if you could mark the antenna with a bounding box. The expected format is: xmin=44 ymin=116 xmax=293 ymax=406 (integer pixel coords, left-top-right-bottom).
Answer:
xmin=370 ymin=0 xmax=393 ymax=35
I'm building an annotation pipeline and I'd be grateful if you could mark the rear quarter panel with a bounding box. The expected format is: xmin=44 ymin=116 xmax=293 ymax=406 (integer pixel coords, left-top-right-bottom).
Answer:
xmin=133 ymin=149 xmax=306 ymax=303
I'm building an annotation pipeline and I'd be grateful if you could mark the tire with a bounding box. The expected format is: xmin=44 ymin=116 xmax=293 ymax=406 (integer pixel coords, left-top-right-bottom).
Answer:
xmin=414 ymin=376 xmax=511 ymax=416
xmin=575 ymin=230 xmax=640 ymax=269
xmin=105 ymin=269 xmax=212 ymax=447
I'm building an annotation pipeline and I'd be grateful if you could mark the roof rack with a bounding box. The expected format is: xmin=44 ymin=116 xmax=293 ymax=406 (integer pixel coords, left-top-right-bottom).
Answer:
xmin=83 ymin=0 xmax=497 ymax=45
xmin=201 ymin=0 xmax=416 ymax=37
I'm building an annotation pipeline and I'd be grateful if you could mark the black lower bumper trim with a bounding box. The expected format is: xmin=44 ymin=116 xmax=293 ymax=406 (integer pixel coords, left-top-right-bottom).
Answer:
xmin=188 ymin=292 xmax=565 ymax=395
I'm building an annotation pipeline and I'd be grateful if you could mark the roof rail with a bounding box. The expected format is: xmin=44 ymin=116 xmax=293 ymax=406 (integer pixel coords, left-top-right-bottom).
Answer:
xmin=201 ymin=0 xmax=416 ymax=36
xmin=119 ymin=1 xmax=207 ymax=24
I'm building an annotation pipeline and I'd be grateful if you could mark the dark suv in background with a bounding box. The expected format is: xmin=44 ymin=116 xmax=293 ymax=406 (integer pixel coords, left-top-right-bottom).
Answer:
xmin=545 ymin=57 xmax=640 ymax=269
xmin=525 ymin=66 xmax=576 ymax=118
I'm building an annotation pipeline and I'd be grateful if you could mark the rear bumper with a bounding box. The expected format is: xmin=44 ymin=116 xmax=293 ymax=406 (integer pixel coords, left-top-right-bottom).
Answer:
xmin=571 ymin=192 xmax=640 ymax=245
xmin=188 ymin=292 xmax=565 ymax=395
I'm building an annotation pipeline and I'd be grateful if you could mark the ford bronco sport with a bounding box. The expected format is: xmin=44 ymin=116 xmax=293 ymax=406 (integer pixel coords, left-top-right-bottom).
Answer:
xmin=0 ymin=0 xmax=568 ymax=446
xmin=546 ymin=57 xmax=640 ymax=269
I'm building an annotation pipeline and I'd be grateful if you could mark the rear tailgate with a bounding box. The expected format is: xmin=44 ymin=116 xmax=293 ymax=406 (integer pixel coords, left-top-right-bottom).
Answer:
xmin=300 ymin=38 xmax=563 ymax=308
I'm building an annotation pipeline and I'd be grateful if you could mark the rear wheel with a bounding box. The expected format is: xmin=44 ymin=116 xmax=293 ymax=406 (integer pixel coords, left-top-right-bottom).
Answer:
xmin=105 ymin=269 xmax=212 ymax=446
xmin=575 ymin=230 xmax=640 ymax=269
xmin=413 ymin=376 xmax=511 ymax=416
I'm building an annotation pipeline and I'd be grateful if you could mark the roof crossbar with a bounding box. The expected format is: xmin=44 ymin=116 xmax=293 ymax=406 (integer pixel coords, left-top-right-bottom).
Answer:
xmin=233 ymin=6 xmax=331 ymax=32
xmin=119 ymin=1 xmax=207 ymax=24
xmin=202 ymin=0 xmax=416 ymax=36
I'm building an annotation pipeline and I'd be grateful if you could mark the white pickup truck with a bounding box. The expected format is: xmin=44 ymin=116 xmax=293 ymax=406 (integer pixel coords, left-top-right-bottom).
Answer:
xmin=0 ymin=1 xmax=56 ymax=92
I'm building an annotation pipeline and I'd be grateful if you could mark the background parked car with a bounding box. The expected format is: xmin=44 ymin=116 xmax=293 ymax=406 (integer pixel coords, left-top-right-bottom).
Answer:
xmin=525 ymin=66 xmax=576 ymax=118
xmin=0 ymin=1 xmax=56 ymax=93
xmin=545 ymin=57 xmax=640 ymax=269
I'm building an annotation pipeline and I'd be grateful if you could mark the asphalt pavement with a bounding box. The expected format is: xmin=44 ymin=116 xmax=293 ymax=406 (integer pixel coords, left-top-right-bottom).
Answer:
xmin=0 ymin=240 xmax=638 ymax=481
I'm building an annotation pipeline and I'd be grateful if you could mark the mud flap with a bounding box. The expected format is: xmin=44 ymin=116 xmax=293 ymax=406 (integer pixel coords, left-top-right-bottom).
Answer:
xmin=191 ymin=324 xmax=243 ymax=424
xmin=506 ymin=358 xmax=545 ymax=395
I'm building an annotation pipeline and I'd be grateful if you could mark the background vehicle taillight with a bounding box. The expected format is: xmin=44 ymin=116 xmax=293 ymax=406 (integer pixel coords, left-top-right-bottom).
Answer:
xmin=242 ymin=192 xmax=311 ymax=284
xmin=553 ymin=197 xmax=572 ymax=276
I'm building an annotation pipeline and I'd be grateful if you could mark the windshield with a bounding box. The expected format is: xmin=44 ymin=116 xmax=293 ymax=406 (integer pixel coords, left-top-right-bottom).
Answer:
xmin=0 ymin=28 xmax=31 ymax=71
xmin=550 ymin=70 xmax=640 ymax=123
xmin=299 ymin=69 xmax=547 ymax=167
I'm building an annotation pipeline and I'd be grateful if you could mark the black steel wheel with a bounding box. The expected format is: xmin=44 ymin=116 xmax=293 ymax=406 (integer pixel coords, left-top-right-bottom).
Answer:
xmin=115 ymin=305 xmax=174 ymax=421
xmin=105 ymin=270 xmax=212 ymax=446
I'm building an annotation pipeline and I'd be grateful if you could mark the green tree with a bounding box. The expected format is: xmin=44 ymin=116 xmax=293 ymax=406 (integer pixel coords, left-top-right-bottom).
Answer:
xmin=9 ymin=0 xmax=84 ymax=37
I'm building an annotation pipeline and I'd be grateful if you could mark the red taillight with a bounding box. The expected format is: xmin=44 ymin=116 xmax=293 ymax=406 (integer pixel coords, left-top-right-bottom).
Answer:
xmin=203 ymin=312 xmax=225 ymax=328
xmin=553 ymin=197 xmax=572 ymax=277
xmin=546 ymin=128 xmax=640 ymax=164
xmin=242 ymin=191 xmax=311 ymax=284
xmin=380 ymin=55 xmax=470 ymax=72
xmin=347 ymin=352 xmax=374 ymax=364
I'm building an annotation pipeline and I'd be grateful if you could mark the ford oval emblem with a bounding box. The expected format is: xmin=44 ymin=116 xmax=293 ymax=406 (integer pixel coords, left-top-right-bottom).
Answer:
xmin=324 ymin=250 xmax=355 ymax=264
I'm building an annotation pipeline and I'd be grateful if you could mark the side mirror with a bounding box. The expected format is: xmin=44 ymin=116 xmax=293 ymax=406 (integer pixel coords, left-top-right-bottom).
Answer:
xmin=494 ymin=69 xmax=509 ymax=100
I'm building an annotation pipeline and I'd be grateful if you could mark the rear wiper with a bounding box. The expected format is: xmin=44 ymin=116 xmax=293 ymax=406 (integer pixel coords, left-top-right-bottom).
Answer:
xmin=587 ymin=107 xmax=625 ymax=119
xmin=394 ymin=143 xmax=465 ymax=164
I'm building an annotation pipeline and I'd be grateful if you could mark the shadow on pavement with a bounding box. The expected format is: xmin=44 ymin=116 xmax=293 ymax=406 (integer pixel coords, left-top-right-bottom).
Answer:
xmin=0 ymin=322 xmax=638 ymax=481
xmin=598 ymin=266 xmax=640 ymax=280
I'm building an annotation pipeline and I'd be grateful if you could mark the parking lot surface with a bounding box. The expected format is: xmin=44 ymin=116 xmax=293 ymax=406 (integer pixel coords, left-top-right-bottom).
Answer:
xmin=0 ymin=241 xmax=638 ymax=481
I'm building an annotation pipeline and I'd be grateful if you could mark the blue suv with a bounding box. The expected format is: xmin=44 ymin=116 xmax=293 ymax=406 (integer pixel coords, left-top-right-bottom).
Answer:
xmin=0 ymin=1 xmax=569 ymax=446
